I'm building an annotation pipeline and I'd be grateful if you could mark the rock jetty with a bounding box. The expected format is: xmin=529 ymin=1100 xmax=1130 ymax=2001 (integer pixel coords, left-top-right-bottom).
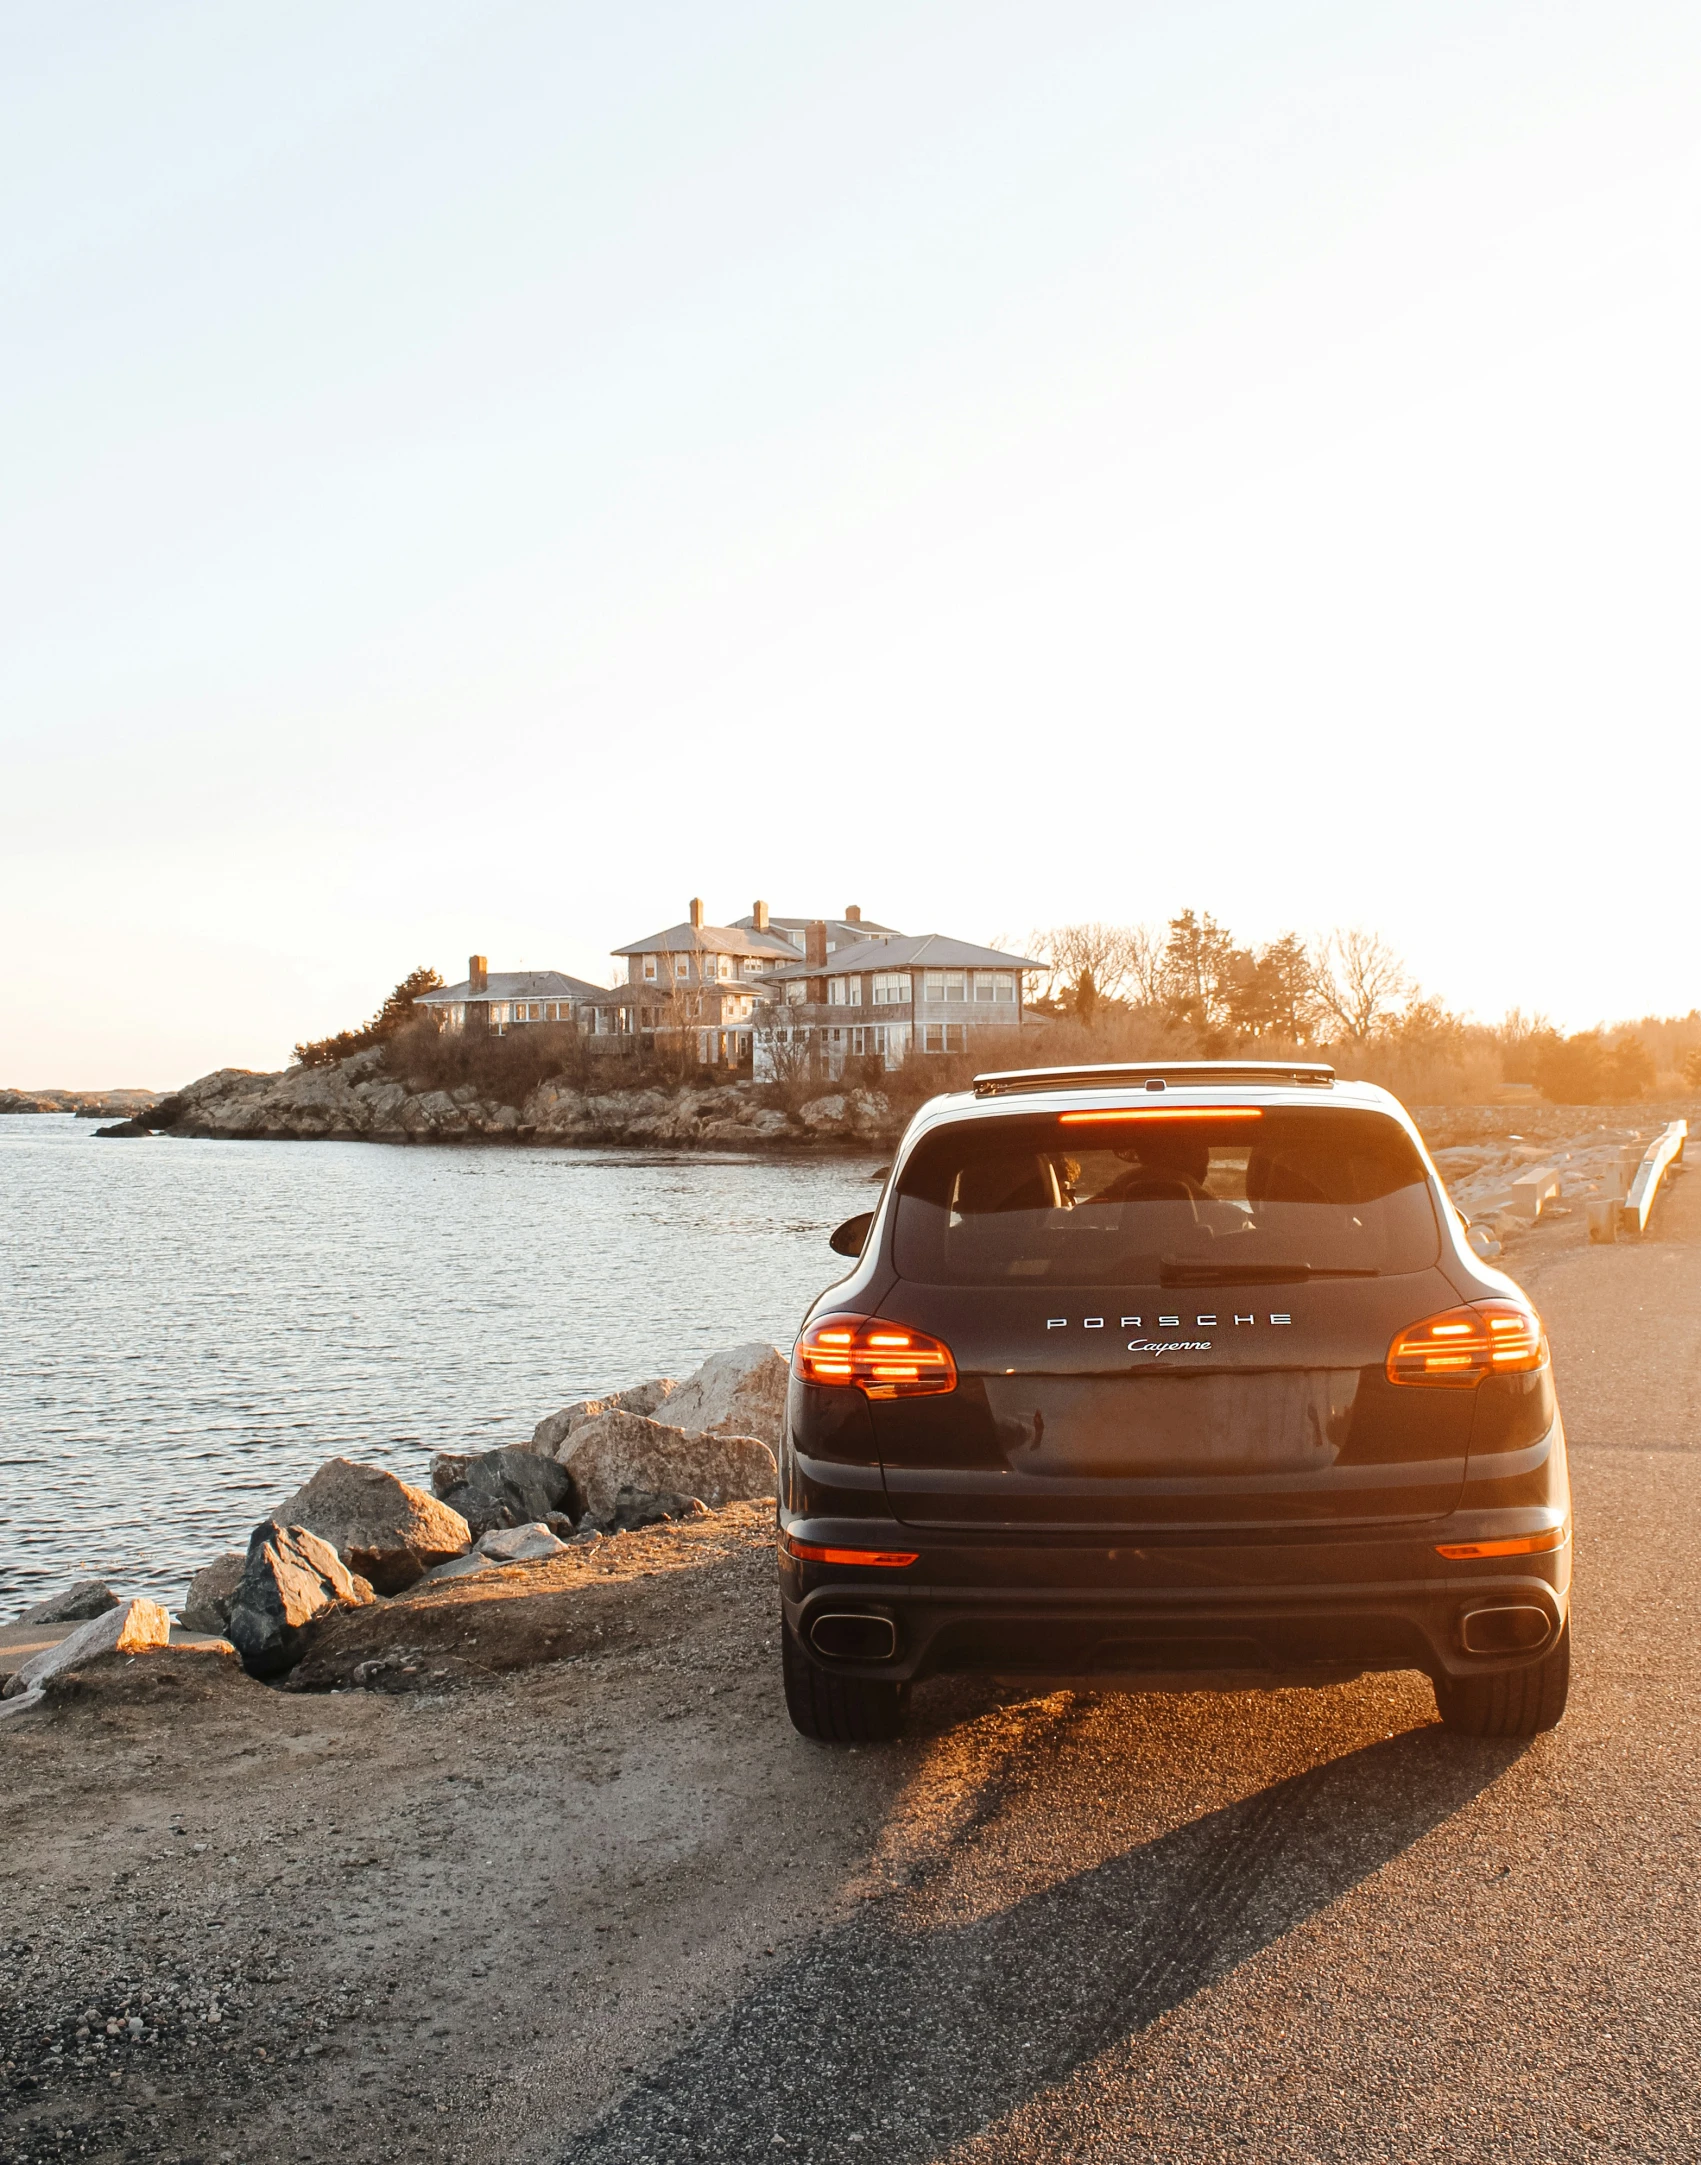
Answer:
xmin=95 ymin=1048 xmax=898 ymax=1148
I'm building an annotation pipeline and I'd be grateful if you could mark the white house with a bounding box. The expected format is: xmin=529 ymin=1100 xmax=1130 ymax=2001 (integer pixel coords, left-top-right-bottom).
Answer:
xmin=415 ymin=958 xmax=604 ymax=1035
xmin=754 ymin=932 xmax=1041 ymax=1078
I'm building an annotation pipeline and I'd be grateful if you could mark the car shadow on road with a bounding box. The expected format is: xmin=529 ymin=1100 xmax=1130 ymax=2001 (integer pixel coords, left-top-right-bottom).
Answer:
xmin=560 ymin=1719 xmax=1524 ymax=2164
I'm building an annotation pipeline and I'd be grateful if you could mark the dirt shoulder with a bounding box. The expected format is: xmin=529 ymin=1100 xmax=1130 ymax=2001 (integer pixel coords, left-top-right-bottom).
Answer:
xmin=0 ymin=1503 xmax=891 ymax=2165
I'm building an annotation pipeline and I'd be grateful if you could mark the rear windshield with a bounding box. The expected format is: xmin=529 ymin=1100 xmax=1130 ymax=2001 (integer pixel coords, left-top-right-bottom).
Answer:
xmin=892 ymin=1106 xmax=1439 ymax=1286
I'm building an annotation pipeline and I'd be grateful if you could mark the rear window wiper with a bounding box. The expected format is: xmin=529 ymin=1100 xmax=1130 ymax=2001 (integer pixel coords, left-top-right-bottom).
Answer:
xmin=1159 ymin=1259 xmax=1380 ymax=1286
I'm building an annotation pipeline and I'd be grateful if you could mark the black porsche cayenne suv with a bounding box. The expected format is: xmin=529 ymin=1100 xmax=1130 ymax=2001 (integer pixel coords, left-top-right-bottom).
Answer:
xmin=778 ymin=1061 xmax=1571 ymax=1744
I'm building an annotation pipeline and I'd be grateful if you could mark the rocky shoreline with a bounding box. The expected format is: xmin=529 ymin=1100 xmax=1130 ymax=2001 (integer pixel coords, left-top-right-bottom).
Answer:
xmin=3 ymin=1341 xmax=788 ymax=1708
xmin=95 ymin=1048 xmax=899 ymax=1149
xmin=84 ymin=1051 xmax=1701 ymax=1161
xmin=1 ymin=1087 xmax=161 ymax=1118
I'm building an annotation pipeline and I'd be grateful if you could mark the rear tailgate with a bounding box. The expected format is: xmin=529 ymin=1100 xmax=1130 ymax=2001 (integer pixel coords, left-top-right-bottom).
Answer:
xmin=869 ymin=1274 xmax=1473 ymax=1533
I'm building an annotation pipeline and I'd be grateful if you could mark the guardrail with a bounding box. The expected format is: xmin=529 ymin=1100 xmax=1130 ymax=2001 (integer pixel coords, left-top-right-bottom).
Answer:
xmin=1614 ymin=1119 xmax=1688 ymax=1240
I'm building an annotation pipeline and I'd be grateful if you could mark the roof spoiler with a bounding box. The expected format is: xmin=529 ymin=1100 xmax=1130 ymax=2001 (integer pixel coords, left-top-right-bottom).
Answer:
xmin=971 ymin=1060 xmax=1337 ymax=1099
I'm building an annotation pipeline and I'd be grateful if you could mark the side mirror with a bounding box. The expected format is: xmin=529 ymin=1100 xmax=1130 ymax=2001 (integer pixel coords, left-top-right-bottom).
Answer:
xmin=829 ymin=1211 xmax=873 ymax=1258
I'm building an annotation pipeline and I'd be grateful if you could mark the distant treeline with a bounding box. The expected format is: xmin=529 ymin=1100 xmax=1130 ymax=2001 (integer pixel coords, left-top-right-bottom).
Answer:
xmin=1012 ymin=913 xmax=1700 ymax=1105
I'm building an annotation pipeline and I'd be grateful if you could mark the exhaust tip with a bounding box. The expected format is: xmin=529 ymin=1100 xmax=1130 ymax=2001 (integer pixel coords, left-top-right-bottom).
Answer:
xmin=809 ymin=1612 xmax=898 ymax=1661
xmin=1461 ymin=1605 xmax=1552 ymax=1655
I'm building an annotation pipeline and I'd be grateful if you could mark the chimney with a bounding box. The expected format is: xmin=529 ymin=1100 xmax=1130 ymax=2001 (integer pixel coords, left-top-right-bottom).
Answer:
xmin=753 ymin=899 xmax=770 ymax=932
xmin=689 ymin=897 xmax=705 ymax=931
xmin=805 ymin=919 xmax=828 ymax=967
xmin=845 ymin=904 xmax=861 ymax=925
xmin=468 ymin=954 xmax=488 ymax=994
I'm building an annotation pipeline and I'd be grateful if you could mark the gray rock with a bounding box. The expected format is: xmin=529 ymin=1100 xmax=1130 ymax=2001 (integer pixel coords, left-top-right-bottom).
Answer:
xmin=432 ymin=1445 xmax=576 ymax=1539
xmin=273 ymin=1457 xmax=471 ymax=1594
xmin=15 ymin=1580 xmax=120 ymax=1626
xmin=227 ymin=1521 xmax=376 ymax=1680
xmin=660 ymin=1341 xmax=789 ymax=1451
xmin=560 ymin=1409 xmax=777 ymax=1529
xmin=411 ymin=1519 xmax=571 ymax=1585
xmin=474 ymin=1521 xmax=568 ymax=1563
xmin=180 ymin=1551 xmax=245 ymax=1633
xmin=602 ymin=1487 xmax=712 ymax=1535
xmin=2 ymin=1597 xmax=171 ymax=1700
xmin=531 ymin=1377 xmax=681 ymax=1457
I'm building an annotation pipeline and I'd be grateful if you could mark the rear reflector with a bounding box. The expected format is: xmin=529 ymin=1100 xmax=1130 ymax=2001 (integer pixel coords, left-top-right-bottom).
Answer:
xmin=1387 ymin=1300 xmax=1546 ymax=1386
xmin=1435 ymin=1527 xmax=1569 ymax=1559
xmin=793 ymin=1312 xmax=957 ymax=1398
xmin=783 ymin=1536 xmax=918 ymax=1567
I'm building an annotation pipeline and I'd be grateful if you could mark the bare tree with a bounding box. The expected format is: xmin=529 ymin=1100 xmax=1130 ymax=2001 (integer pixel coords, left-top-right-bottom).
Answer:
xmin=754 ymin=1002 xmax=822 ymax=1109
xmin=1312 ymin=929 xmax=1412 ymax=1042
xmin=1029 ymin=923 xmax=1165 ymax=1009
xmin=1122 ymin=925 xmax=1166 ymax=1006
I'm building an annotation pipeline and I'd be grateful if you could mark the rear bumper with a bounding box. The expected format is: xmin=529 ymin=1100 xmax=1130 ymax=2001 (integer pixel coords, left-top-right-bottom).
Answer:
xmin=779 ymin=1528 xmax=1571 ymax=1691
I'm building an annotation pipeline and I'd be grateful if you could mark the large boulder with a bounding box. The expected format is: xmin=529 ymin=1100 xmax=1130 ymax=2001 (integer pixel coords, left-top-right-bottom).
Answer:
xmin=274 ymin=1457 xmax=471 ymax=1594
xmin=15 ymin=1580 xmax=120 ymax=1626
xmin=660 ymin=1342 xmax=789 ymax=1451
xmin=559 ymin=1409 xmax=776 ymax=1529
xmin=532 ymin=1377 xmax=681 ymax=1458
xmin=432 ymin=1445 xmax=576 ymax=1539
xmin=227 ymin=1521 xmax=376 ymax=1680
xmin=2 ymin=1597 xmax=171 ymax=1701
xmin=180 ymin=1551 xmax=246 ymax=1634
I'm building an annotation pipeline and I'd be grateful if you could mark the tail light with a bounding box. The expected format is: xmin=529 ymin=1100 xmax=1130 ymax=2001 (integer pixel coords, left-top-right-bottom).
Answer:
xmin=1435 ymin=1526 xmax=1568 ymax=1559
xmin=793 ymin=1312 xmax=958 ymax=1398
xmin=1387 ymin=1299 xmax=1546 ymax=1387
xmin=782 ymin=1534 xmax=919 ymax=1567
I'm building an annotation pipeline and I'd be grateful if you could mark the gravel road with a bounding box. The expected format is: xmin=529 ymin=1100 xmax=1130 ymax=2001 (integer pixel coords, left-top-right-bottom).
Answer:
xmin=5 ymin=1174 xmax=1700 ymax=2165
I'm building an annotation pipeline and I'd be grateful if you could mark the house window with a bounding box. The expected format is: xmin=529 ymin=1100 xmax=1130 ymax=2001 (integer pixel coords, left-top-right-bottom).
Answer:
xmin=972 ymin=972 xmax=1013 ymax=1002
xmin=785 ymin=981 xmax=806 ymax=1006
xmin=674 ymin=956 xmax=690 ymax=977
xmin=924 ymin=971 xmax=966 ymax=1003
xmin=643 ymin=957 xmax=658 ymax=981
xmin=872 ymin=972 xmax=908 ymax=1005
xmin=851 ymin=1024 xmax=888 ymax=1058
xmin=924 ymin=1023 xmax=965 ymax=1053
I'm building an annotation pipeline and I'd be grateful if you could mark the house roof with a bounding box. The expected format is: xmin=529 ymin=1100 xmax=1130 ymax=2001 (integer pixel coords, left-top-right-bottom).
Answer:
xmin=612 ymin=921 xmax=800 ymax=960
xmin=417 ymin=970 xmax=605 ymax=1005
xmin=731 ymin=912 xmax=905 ymax=944
xmin=758 ymin=934 xmax=1042 ymax=981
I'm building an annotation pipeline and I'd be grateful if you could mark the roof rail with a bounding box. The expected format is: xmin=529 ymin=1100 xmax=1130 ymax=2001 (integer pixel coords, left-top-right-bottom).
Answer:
xmin=971 ymin=1060 xmax=1337 ymax=1099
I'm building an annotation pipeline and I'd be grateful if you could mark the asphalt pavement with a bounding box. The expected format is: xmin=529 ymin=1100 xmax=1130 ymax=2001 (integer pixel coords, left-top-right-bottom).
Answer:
xmin=560 ymin=1172 xmax=1701 ymax=2165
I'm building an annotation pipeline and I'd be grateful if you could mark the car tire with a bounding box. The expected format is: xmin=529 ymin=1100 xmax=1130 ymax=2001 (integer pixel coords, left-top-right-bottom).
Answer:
xmin=1433 ymin=1618 xmax=1570 ymax=1736
xmin=781 ymin=1615 xmax=907 ymax=1743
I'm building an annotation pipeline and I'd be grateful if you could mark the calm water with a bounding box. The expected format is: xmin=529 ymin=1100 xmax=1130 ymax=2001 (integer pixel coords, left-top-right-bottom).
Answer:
xmin=0 ymin=1117 xmax=880 ymax=1616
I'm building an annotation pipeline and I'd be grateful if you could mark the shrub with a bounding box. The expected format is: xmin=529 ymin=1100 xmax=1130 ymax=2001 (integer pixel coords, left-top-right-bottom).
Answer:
xmin=383 ymin=1016 xmax=591 ymax=1107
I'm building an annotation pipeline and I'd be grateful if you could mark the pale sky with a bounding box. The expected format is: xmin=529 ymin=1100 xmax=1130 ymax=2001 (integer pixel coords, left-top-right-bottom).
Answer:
xmin=4 ymin=1 xmax=1698 ymax=1087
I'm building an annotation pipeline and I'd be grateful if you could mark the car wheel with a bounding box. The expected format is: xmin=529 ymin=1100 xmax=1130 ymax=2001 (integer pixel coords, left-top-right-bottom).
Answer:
xmin=1433 ymin=1618 xmax=1570 ymax=1736
xmin=781 ymin=1614 xmax=907 ymax=1743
